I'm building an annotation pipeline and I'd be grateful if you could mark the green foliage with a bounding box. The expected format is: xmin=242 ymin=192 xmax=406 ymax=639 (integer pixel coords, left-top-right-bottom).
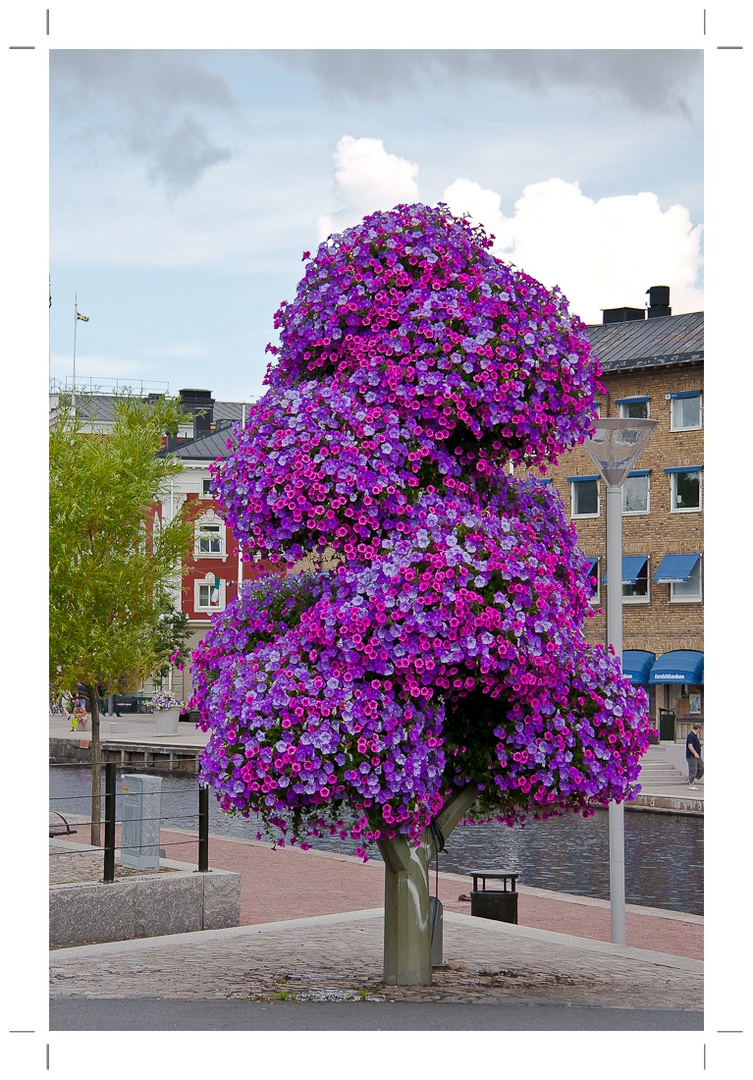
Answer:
xmin=151 ymin=593 xmax=192 ymax=682
xmin=49 ymin=393 xmax=196 ymax=695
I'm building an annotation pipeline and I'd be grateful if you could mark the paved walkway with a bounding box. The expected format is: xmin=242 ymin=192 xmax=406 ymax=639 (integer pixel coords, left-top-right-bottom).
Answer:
xmin=50 ymin=904 xmax=702 ymax=1011
xmin=50 ymin=828 xmax=702 ymax=1011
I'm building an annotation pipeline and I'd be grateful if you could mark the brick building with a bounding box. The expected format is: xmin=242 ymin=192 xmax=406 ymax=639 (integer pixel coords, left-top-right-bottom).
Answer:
xmin=528 ymin=289 xmax=703 ymax=740
xmin=155 ymin=390 xmax=277 ymax=703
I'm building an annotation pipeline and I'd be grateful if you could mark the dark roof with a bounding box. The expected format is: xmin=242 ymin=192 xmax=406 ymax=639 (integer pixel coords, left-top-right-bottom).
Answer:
xmin=586 ymin=311 xmax=703 ymax=373
xmin=168 ymin=426 xmax=240 ymax=460
xmin=213 ymin=401 xmax=246 ymax=423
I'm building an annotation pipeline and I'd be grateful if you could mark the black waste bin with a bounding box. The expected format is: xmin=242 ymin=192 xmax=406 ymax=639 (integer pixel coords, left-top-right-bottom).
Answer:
xmin=658 ymin=708 xmax=676 ymax=742
xmin=469 ymin=871 xmax=519 ymax=924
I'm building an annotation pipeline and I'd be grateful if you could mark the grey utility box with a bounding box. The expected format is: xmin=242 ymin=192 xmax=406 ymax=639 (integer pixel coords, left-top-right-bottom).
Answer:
xmin=121 ymin=774 xmax=163 ymax=870
xmin=429 ymin=896 xmax=444 ymax=966
xmin=469 ymin=871 xmax=519 ymax=924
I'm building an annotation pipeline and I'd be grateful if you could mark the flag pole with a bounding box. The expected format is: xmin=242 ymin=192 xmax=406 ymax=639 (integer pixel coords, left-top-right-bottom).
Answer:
xmin=72 ymin=293 xmax=78 ymax=412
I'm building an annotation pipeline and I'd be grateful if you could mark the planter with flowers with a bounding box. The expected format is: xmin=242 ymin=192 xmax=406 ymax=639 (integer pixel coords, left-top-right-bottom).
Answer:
xmin=149 ymin=694 xmax=187 ymax=735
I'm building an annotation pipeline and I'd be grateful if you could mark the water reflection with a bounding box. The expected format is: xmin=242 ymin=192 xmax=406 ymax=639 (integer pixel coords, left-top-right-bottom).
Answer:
xmin=50 ymin=767 xmax=703 ymax=915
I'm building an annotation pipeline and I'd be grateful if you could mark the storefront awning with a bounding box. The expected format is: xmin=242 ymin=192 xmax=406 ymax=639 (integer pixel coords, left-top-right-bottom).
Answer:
xmin=603 ymin=556 xmax=647 ymax=585
xmin=653 ymin=554 xmax=701 ymax=584
xmin=649 ymin=650 xmax=704 ymax=685
xmin=621 ymin=650 xmax=656 ymax=685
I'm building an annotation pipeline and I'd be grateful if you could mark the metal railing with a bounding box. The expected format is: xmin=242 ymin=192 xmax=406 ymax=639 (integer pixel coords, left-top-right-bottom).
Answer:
xmin=49 ymin=760 xmax=210 ymax=882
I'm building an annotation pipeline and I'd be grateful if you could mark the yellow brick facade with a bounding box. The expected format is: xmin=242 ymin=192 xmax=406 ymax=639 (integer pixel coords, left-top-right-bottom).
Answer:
xmin=525 ymin=355 xmax=703 ymax=727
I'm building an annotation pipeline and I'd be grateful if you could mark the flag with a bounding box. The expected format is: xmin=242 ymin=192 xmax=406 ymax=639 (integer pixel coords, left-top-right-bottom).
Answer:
xmin=76 ymin=312 xmax=89 ymax=322
xmin=211 ymin=576 xmax=221 ymax=604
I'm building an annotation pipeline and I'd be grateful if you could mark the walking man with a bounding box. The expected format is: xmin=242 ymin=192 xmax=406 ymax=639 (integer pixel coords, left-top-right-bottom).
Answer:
xmin=685 ymin=723 xmax=704 ymax=789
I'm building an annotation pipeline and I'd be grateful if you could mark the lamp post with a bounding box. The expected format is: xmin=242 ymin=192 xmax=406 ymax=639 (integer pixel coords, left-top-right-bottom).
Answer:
xmin=583 ymin=417 xmax=657 ymax=944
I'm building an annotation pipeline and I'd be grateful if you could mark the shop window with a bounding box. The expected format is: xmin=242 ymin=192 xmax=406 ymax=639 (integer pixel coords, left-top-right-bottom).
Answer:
xmin=622 ymin=471 xmax=650 ymax=514
xmin=669 ymin=392 xmax=702 ymax=431
xmin=570 ymin=476 xmax=599 ymax=518
xmin=667 ymin=468 xmax=702 ymax=512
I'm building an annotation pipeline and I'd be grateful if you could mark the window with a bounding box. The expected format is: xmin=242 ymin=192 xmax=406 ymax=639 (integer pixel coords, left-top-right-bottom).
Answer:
xmin=201 ymin=477 xmax=213 ymax=498
xmin=195 ymin=511 xmax=226 ymax=557
xmin=617 ymin=397 xmax=650 ymax=419
xmin=195 ymin=576 xmax=225 ymax=612
xmin=584 ymin=557 xmax=600 ymax=604
xmin=667 ymin=467 xmax=702 ymax=511
xmin=671 ymin=558 xmax=702 ymax=602
xmin=669 ymin=391 xmax=702 ymax=431
xmin=623 ymin=557 xmax=649 ymax=601
xmin=198 ymin=525 xmax=222 ymax=554
xmin=570 ymin=476 xmax=599 ymax=518
xmin=622 ymin=471 xmax=650 ymax=514
xmin=603 ymin=557 xmax=649 ymax=603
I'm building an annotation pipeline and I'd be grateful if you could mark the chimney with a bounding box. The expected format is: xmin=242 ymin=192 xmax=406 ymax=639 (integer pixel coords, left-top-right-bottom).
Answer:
xmin=602 ymin=306 xmax=645 ymax=325
xmin=178 ymin=388 xmax=215 ymax=441
xmin=646 ymin=286 xmax=671 ymax=319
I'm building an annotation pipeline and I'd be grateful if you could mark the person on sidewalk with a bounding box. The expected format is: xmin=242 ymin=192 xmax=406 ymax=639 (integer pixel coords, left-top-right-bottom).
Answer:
xmin=72 ymin=691 xmax=88 ymax=732
xmin=685 ymin=723 xmax=704 ymax=788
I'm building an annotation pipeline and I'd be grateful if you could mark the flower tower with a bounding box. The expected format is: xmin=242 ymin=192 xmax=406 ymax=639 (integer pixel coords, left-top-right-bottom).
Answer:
xmin=192 ymin=204 xmax=651 ymax=985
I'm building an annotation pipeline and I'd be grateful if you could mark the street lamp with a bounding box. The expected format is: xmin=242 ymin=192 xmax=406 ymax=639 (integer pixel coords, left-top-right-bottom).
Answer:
xmin=583 ymin=417 xmax=657 ymax=945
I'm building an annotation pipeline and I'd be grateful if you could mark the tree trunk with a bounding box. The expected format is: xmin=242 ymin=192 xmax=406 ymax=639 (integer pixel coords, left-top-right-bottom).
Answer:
xmin=377 ymin=785 xmax=478 ymax=986
xmin=88 ymin=688 xmax=101 ymax=848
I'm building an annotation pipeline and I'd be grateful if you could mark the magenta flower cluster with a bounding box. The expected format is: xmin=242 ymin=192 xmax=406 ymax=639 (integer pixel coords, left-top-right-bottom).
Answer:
xmin=192 ymin=203 xmax=651 ymax=853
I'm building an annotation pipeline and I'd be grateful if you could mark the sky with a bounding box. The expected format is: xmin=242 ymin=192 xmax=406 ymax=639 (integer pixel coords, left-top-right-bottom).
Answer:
xmin=48 ymin=46 xmax=705 ymax=404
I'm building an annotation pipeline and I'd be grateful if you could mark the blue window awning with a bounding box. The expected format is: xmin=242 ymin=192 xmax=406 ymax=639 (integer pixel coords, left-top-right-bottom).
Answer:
xmin=653 ymin=554 xmax=701 ymax=584
xmin=649 ymin=651 xmax=704 ymax=685
xmin=621 ymin=650 xmax=656 ymax=685
xmin=603 ymin=556 xmax=648 ymax=585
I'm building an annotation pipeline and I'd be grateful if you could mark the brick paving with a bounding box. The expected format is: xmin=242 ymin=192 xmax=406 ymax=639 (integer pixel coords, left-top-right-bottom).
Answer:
xmin=49 ymin=909 xmax=701 ymax=1009
xmin=50 ymin=827 xmax=702 ymax=1010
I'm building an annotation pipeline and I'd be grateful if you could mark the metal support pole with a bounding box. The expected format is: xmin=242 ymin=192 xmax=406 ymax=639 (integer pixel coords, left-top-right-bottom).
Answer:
xmin=103 ymin=761 xmax=116 ymax=883
xmin=197 ymin=785 xmax=209 ymax=873
xmin=606 ymin=484 xmax=626 ymax=945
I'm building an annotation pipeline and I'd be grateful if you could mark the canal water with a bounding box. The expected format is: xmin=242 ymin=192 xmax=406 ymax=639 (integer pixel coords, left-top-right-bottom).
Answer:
xmin=50 ymin=766 xmax=703 ymax=916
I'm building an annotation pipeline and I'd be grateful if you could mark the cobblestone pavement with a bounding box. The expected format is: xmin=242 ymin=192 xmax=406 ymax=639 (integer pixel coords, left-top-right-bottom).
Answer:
xmin=50 ymin=909 xmax=702 ymax=1010
xmin=50 ymin=826 xmax=704 ymax=960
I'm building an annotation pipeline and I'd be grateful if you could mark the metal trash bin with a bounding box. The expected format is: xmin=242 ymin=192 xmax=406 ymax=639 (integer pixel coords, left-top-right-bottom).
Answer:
xmin=469 ymin=871 xmax=519 ymax=924
xmin=658 ymin=708 xmax=676 ymax=742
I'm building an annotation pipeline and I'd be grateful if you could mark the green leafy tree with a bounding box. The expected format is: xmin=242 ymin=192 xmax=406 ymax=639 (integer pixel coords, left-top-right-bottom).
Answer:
xmin=49 ymin=394 xmax=197 ymax=845
xmin=150 ymin=592 xmax=192 ymax=685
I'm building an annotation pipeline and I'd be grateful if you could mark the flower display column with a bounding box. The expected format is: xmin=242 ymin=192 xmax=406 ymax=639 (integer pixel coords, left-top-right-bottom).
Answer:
xmin=192 ymin=204 xmax=652 ymax=986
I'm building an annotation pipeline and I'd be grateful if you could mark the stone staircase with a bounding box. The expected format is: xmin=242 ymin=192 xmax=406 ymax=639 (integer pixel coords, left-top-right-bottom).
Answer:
xmin=637 ymin=743 xmax=688 ymax=787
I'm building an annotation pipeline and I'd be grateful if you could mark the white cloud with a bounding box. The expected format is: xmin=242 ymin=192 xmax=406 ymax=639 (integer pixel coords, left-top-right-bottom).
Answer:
xmin=316 ymin=136 xmax=419 ymax=240
xmin=443 ymin=176 xmax=703 ymax=321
